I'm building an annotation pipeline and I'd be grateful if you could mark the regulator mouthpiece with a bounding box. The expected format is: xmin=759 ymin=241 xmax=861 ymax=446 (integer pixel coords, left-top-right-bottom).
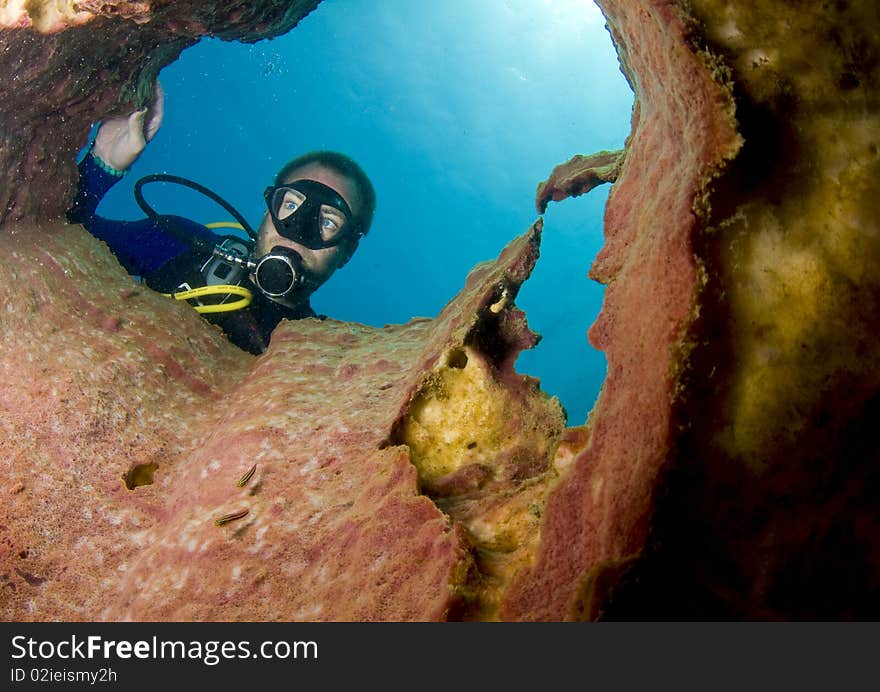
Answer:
xmin=253 ymin=247 xmax=304 ymax=298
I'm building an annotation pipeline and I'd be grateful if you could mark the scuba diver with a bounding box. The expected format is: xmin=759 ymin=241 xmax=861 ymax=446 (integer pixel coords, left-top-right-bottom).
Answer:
xmin=67 ymin=83 xmax=376 ymax=355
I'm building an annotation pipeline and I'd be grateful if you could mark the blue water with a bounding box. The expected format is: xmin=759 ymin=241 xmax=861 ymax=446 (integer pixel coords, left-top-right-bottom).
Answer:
xmin=98 ymin=0 xmax=633 ymax=424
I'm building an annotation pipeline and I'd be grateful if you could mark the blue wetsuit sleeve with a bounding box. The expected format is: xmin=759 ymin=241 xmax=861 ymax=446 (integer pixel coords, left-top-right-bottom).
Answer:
xmin=67 ymin=149 xmax=217 ymax=276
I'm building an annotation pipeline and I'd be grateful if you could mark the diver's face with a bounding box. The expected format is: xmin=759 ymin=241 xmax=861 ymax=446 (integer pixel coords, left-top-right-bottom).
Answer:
xmin=256 ymin=163 xmax=361 ymax=304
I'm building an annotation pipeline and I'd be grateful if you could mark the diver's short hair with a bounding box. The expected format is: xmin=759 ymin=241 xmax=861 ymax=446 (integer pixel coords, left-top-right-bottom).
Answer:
xmin=275 ymin=151 xmax=376 ymax=236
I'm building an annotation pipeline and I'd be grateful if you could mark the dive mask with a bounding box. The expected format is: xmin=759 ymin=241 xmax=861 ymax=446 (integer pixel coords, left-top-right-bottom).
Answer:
xmin=264 ymin=179 xmax=360 ymax=250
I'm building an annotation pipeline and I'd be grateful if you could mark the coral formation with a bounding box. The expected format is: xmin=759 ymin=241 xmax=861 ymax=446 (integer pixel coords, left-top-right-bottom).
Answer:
xmin=400 ymin=345 xmax=564 ymax=491
xmin=0 ymin=0 xmax=321 ymax=225
xmin=0 ymin=221 xmax=556 ymax=620
xmin=1 ymin=0 xmax=879 ymax=620
xmin=503 ymin=0 xmax=743 ymax=620
xmin=627 ymin=0 xmax=880 ymax=619
xmin=535 ymin=149 xmax=625 ymax=214
xmin=522 ymin=0 xmax=880 ymax=619
xmin=396 ymin=340 xmax=567 ymax=619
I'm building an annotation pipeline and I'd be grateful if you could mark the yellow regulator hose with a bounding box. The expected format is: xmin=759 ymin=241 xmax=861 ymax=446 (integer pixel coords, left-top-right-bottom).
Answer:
xmin=163 ymin=284 xmax=253 ymax=314
xmin=163 ymin=223 xmax=252 ymax=313
xmin=204 ymin=222 xmax=246 ymax=232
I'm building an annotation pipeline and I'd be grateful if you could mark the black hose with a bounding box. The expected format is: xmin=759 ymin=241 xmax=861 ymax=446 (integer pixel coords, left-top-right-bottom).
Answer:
xmin=133 ymin=173 xmax=259 ymax=241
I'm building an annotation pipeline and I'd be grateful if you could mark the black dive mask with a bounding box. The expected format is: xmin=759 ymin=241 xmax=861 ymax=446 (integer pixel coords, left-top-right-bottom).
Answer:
xmin=264 ymin=179 xmax=360 ymax=250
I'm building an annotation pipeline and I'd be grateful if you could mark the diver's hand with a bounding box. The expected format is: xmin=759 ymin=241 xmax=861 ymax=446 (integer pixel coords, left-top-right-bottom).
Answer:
xmin=92 ymin=82 xmax=164 ymax=173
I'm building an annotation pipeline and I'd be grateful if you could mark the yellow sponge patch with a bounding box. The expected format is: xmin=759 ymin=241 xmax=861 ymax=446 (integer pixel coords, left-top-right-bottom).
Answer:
xmin=402 ymin=346 xmax=563 ymax=489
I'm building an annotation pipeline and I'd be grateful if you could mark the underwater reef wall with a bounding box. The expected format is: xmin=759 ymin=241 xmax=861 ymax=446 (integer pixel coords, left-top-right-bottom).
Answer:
xmin=514 ymin=0 xmax=880 ymax=619
xmin=624 ymin=0 xmax=880 ymax=619
xmin=0 ymin=0 xmax=321 ymax=225
xmin=2 ymin=0 xmax=880 ymax=620
xmin=0 ymin=220 xmax=562 ymax=620
xmin=503 ymin=0 xmax=742 ymax=620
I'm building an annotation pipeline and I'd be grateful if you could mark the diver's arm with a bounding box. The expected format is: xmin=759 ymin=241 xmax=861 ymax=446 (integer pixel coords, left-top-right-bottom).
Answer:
xmin=92 ymin=87 xmax=163 ymax=173
xmin=63 ymin=83 xmax=219 ymax=276
xmin=67 ymin=83 xmax=163 ymax=225
xmin=86 ymin=215 xmax=210 ymax=277
xmin=65 ymin=146 xmax=193 ymax=274
xmin=65 ymin=144 xmax=126 ymax=225
xmin=67 ymin=146 xmax=218 ymax=278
